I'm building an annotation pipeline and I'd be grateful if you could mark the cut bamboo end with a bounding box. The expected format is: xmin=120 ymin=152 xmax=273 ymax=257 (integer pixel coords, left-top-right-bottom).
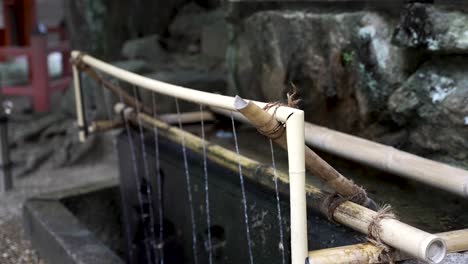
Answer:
xmin=308 ymin=229 xmax=468 ymax=264
xmin=333 ymin=202 xmax=447 ymax=263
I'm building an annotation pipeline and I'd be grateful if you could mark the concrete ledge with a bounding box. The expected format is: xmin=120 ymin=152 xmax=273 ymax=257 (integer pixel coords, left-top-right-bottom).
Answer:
xmin=22 ymin=180 xmax=124 ymax=264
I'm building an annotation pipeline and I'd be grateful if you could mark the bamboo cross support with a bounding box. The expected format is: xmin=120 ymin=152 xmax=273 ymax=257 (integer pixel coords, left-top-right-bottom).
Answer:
xmin=115 ymin=103 xmax=447 ymax=264
xmin=233 ymin=96 xmax=376 ymax=209
xmin=308 ymin=229 xmax=468 ymax=264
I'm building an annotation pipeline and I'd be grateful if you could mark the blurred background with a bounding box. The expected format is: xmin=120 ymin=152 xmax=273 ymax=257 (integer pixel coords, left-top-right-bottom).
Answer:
xmin=0 ymin=0 xmax=467 ymax=263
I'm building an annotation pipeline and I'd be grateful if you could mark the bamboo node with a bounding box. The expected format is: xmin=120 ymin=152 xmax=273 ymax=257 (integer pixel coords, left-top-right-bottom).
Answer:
xmin=367 ymin=205 xmax=398 ymax=264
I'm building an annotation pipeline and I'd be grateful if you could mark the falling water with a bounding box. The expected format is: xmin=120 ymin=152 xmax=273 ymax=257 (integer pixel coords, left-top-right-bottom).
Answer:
xmin=230 ymin=112 xmax=254 ymax=264
xmin=269 ymin=139 xmax=286 ymax=264
xmin=99 ymin=79 xmax=135 ymax=262
xmin=175 ymin=98 xmax=199 ymax=264
xmin=151 ymin=93 xmax=165 ymax=264
xmin=118 ymin=91 xmax=153 ymax=264
xmin=199 ymin=105 xmax=213 ymax=264
xmin=132 ymin=86 xmax=158 ymax=260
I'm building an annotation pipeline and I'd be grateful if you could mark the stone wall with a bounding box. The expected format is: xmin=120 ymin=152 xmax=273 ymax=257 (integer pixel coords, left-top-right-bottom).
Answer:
xmin=227 ymin=2 xmax=468 ymax=164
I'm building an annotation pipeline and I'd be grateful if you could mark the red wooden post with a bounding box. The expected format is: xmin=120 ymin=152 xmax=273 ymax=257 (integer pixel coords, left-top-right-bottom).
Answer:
xmin=30 ymin=33 xmax=49 ymax=112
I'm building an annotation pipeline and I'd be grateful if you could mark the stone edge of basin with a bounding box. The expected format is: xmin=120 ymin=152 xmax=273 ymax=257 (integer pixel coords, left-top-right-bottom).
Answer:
xmin=22 ymin=178 xmax=124 ymax=264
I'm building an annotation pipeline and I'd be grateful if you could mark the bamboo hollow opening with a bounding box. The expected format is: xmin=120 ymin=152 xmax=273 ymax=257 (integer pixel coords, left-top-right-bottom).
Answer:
xmin=71 ymin=51 xmax=308 ymax=264
xmin=307 ymin=229 xmax=468 ymax=264
xmin=113 ymin=103 xmax=447 ymax=264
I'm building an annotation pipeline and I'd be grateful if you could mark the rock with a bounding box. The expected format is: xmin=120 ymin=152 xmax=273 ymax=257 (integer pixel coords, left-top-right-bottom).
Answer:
xmin=393 ymin=3 xmax=468 ymax=53
xmin=64 ymin=0 xmax=188 ymax=59
xmin=168 ymin=3 xmax=225 ymax=52
xmin=121 ymin=35 xmax=167 ymax=63
xmin=388 ymin=57 xmax=468 ymax=160
xmin=201 ymin=19 xmax=229 ymax=59
xmin=11 ymin=113 xmax=66 ymax=146
xmin=229 ymin=10 xmax=422 ymax=133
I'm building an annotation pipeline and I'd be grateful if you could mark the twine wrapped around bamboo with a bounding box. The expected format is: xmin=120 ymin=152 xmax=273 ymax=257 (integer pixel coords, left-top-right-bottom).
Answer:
xmin=233 ymin=96 xmax=376 ymax=211
xmin=308 ymin=229 xmax=468 ymax=264
xmin=114 ymin=102 xmax=447 ymax=263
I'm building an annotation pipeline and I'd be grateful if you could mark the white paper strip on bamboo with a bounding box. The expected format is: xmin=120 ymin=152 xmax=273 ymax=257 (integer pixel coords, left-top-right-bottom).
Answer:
xmin=308 ymin=229 xmax=468 ymax=264
xmin=115 ymin=103 xmax=447 ymax=264
xmin=210 ymin=107 xmax=468 ymax=199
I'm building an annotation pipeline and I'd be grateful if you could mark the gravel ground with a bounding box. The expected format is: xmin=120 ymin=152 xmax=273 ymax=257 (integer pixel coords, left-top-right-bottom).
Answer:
xmin=0 ymin=117 xmax=119 ymax=264
xmin=0 ymin=218 xmax=43 ymax=264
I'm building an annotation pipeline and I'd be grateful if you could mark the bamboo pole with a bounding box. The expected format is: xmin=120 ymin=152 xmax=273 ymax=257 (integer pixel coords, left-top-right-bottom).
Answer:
xmin=303 ymin=123 xmax=468 ymax=199
xmin=72 ymin=64 xmax=87 ymax=142
xmin=115 ymin=103 xmax=447 ymax=263
xmin=88 ymin=120 xmax=123 ymax=133
xmin=70 ymin=51 xmax=298 ymax=122
xmin=80 ymin=66 xmax=153 ymax=115
xmin=159 ymin=111 xmax=215 ymax=125
xmin=307 ymin=229 xmax=468 ymax=264
xmin=210 ymin=107 xmax=468 ymax=199
xmin=233 ymin=96 xmax=376 ymax=209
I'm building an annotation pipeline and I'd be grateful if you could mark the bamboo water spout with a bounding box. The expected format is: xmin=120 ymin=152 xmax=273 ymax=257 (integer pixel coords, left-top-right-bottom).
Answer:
xmin=233 ymin=96 xmax=376 ymax=210
xmin=308 ymin=229 xmax=468 ymax=264
xmin=114 ymin=102 xmax=447 ymax=264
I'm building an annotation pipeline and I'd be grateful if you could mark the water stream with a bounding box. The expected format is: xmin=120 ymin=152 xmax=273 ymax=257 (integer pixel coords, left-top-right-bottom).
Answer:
xmin=200 ymin=105 xmax=213 ymax=264
xmin=230 ymin=112 xmax=254 ymax=264
xmin=175 ymin=98 xmax=199 ymax=264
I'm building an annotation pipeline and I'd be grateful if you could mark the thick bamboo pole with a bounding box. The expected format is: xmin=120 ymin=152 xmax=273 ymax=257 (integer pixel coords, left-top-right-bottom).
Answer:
xmin=115 ymin=103 xmax=446 ymax=263
xmin=80 ymin=66 xmax=153 ymax=114
xmin=307 ymin=229 xmax=468 ymax=264
xmin=210 ymin=107 xmax=468 ymax=199
xmin=233 ymin=96 xmax=375 ymax=209
xmin=303 ymin=123 xmax=468 ymax=198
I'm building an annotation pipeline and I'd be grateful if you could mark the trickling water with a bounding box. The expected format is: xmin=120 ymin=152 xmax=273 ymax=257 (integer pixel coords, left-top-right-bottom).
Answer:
xmin=100 ymin=80 xmax=135 ymax=262
xmin=175 ymin=98 xmax=199 ymax=264
xmin=230 ymin=112 xmax=254 ymax=264
xmin=132 ymin=86 xmax=158 ymax=261
xmin=269 ymin=139 xmax=286 ymax=264
xmin=151 ymin=93 xmax=165 ymax=264
xmin=199 ymin=105 xmax=213 ymax=264
xmin=118 ymin=91 xmax=153 ymax=264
